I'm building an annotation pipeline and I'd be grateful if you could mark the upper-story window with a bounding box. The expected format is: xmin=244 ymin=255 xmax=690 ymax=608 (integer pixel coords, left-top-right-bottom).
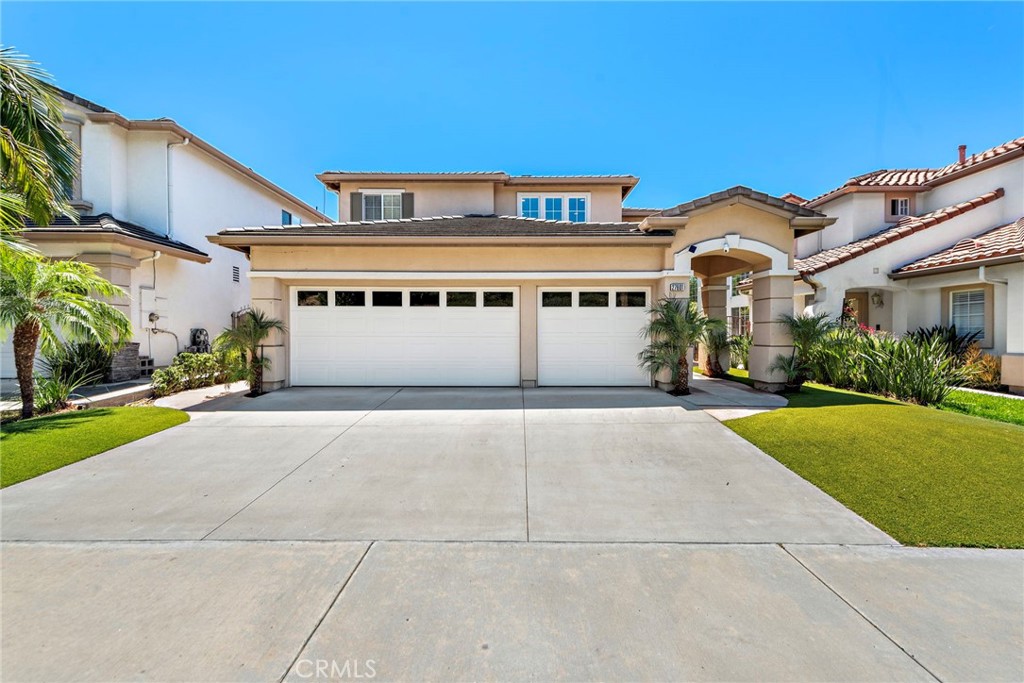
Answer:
xmin=282 ymin=210 xmax=293 ymax=225
xmin=364 ymin=191 xmax=403 ymax=220
xmin=518 ymin=193 xmax=589 ymax=222
xmin=61 ymin=120 xmax=83 ymax=202
xmin=886 ymin=194 xmax=914 ymax=222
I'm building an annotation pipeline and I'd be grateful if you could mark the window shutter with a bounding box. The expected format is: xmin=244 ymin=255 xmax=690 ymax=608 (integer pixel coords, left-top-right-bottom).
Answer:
xmin=350 ymin=192 xmax=363 ymax=221
xmin=401 ymin=192 xmax=414 ymax=219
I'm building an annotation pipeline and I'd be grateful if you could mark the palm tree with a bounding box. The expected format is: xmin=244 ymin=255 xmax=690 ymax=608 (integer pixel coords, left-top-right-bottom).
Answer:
xmin=638 ymin=298 xmax=725 ymax=395
xmin=0 ymin=47 xmax=79 ymax=251
xmin=700 ymin=325 xmax=731 ymax=378
xmin=214 ymin=308 xmax=285 ymax=396
xmin=775 ymin=312 xmax=834 ymax=385
xmin=0 ymin=251 xmax=131 ymax=418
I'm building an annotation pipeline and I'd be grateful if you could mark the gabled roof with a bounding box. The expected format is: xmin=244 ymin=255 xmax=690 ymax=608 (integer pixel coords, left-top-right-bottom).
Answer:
xmin=779 ymin=192 xmax=808 ymax=205
xmin=57 ymin=90 xmax=330 ymax=222
xmin=795 ymin=189 xmax=1005 ymax=275
xmin=25 ymin=214 xmax=211 ymax=263
xmin=315 ymin=172 xmax=640 ymax=198
xmin=805 ymin=136 xmax=1024 ymax=207
xmin=215 ymin=214 xmax=672 ymax=239
xmin=891 ymin=217 xmax=1024 ymax=278
xmin=658 ymin=185 xmax=826 ymax=219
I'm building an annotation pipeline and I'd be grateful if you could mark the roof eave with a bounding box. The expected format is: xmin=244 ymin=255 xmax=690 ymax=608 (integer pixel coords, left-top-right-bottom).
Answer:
xmin=890 ymin=253 xmax=1024 ymax=280
xmin=25 ymin=229 xmax=212 ymax=263
xmin=805 ymin=185 xmax=931 ymax=208
xmin=207 ymin=234 xmax=674 ymax=248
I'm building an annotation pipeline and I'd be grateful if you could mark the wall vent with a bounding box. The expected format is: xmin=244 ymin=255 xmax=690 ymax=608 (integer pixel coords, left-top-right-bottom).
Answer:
xmin=232 ymin=266 xmax=240 ymax=283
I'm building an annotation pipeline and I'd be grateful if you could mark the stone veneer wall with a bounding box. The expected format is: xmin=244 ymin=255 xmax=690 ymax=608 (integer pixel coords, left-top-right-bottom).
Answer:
xmin=109 ymin=342 xmax=141 ymax=382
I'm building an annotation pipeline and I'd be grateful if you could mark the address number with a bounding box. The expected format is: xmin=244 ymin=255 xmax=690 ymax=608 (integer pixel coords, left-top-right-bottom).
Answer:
xmin=669 ymin=282 xmax=687 ymax=292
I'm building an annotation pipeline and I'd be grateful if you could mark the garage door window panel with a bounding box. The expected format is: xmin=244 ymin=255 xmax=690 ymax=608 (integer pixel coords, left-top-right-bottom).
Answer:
xmin=579 ymin=292 xmax=609 ymax=307
xmin=335 ymin=291 xmax=365 ymax=307
xmin=616 ymin=291 xmax=647 ymax=307
xmin=483 ymin=291 xmax=514 ymax=307
xmin=446 ymin=291 xmax=478 ymax=307
xmin=372 ymin=291 xmax=403 ymax=307
xmin=298 ymin=291 xmax=328 ymax=306
xmin=542 ymin=292 xmax=572 ymax=307
xmin=410 ymin=291 xmax=441 ymax=307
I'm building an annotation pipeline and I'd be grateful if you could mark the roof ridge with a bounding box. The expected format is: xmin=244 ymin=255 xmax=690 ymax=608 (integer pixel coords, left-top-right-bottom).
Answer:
xmin=796 ymin=188 xmax=1005 ymax=275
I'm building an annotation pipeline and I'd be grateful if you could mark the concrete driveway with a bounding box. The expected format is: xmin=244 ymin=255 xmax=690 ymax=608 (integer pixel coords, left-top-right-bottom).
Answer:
xmin=2 ymin=387 xmax=1021 ymax=681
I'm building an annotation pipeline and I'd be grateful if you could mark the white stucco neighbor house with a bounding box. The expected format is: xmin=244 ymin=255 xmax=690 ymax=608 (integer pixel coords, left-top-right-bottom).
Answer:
xmin=784 ymin=136 xmax=1023 ymax=393
xmin=1 ymin=90 xmax=329 ymax=381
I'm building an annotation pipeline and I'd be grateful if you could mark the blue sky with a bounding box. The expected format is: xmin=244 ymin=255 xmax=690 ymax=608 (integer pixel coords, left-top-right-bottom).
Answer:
xmin=5 ymin=2 xmax=1022 ymax=218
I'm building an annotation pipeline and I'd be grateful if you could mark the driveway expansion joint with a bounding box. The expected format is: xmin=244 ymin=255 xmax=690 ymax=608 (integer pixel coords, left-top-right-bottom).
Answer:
xmin=779 ymin=543 xmax=943 ymax=683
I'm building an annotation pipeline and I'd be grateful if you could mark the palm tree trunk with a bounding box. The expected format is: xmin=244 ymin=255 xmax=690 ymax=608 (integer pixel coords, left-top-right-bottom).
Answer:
xmin=13 ymin=321 xmax=40 ymax=419
xmin=676 ymin=352 xmax=690 ymax=395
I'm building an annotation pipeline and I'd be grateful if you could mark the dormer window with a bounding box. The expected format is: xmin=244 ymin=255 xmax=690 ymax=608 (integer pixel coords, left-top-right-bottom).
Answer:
xmin=886 ymin=194 xmax=914 ymax=222
xmin=518 ymin=193 xmax=589 ymax=222
xmin=364 ymin=191 xmax=403 ymax=220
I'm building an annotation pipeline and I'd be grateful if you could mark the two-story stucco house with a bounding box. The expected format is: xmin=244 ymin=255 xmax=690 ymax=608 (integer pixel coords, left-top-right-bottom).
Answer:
xmin=1 ymin=90 xmax=329 ymax=381
xmin=789 ymin=137 xmax=1024 ymax=393
xmin=210 ymin=173 xmax=834 ymax=392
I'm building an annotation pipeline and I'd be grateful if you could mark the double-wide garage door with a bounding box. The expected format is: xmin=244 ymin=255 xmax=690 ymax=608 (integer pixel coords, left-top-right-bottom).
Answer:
xmin=289 ymin=286 xmax=651 ymax=387
xmin=291 ymin=287 xmax=520 ymax=386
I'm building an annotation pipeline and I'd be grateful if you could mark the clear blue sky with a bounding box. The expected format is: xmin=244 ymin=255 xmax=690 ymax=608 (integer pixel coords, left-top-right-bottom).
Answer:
xmin=5 ymin=2 xmax=1022 ymax=218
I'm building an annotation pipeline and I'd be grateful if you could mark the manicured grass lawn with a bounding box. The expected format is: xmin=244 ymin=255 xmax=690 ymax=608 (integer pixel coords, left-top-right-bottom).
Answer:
xmin=725 ymin=381 xmax=1024 ymax=547
xmin=0 ymin=407 xmax=188 ymax=488
xmin=939 ymin=388 xmax=1024 ymax=427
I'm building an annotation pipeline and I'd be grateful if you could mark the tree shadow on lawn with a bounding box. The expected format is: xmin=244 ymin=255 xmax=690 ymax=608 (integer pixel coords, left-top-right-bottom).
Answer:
xmin=782 ymin=383 xmax=906 ymax=410
xmin=0 ymin=408 xmax=117 ymax=438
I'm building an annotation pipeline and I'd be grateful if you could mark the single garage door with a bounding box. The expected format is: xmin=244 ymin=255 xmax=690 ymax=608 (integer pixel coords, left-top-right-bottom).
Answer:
xmin=290 ymin=287 xmax=519 ymax=386
xmin=538 ymin=288 xmax=651 ymax=386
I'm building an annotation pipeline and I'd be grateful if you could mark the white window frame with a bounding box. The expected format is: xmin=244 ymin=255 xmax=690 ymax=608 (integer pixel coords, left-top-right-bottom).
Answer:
xmin=360 ymin=189 xmax=404 ymax=221
xmin=949 ymin=289 xmax=986 ymax=339
xmin=890 ymin=197 xmax=911 ymax=217
xmin=517 ymin=192 xmax=591 ymax=222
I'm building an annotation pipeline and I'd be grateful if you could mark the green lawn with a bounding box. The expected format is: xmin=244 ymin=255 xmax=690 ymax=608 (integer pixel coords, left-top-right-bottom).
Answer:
xmin=725 ymin=381 xmax=1024 ymax=547
xmin=0 ymin=407 xmax=188 ymax=488
xmin=939 ymin=388 xmax=1024 ymax=427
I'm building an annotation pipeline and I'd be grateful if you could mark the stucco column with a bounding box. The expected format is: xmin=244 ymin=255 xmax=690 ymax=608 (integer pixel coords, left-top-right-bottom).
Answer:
xmin=699 ymin=276 xmax=730 ymax=372
xmin=251 ymin=277 xmax=288 ymax=391
xmin=1003 ymin=268 xmax=1024 ymax=395
xmin=748 ymin=271 xmax=795 ymax=392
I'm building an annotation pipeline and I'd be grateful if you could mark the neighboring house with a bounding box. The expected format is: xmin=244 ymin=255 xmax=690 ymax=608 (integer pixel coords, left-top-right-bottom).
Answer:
xmin=210 ymin=176 xmax=833 ymax=392
xmin=784 ymin=136 xmax=1023 ymax=393
xmin=0 ymin=90 xmax=329 ymax=380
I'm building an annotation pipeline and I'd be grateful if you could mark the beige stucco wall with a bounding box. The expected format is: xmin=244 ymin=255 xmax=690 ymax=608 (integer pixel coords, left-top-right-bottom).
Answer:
xmin=335 ymin=181 xmax=497 ymax=221
xmin=251 ymin=244 xmax=667 ymax=272
xmin=670 ymin=203 xmax=795 ymax=272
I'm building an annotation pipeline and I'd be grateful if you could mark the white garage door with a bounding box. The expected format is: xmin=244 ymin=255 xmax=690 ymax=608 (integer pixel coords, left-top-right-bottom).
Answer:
xmin=538 ymin=288 xmax=651 ymax=386
xmin=290 ymin=287 xmax=519 ymax=386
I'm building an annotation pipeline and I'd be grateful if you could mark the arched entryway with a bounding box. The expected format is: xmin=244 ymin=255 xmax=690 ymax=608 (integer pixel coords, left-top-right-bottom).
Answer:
xmin=639 ymin=187 xmax=835 ymax=392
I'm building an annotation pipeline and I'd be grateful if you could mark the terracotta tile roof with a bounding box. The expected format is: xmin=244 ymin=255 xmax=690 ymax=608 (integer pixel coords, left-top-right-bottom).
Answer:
xmin=25 ymin=213 xmax=210 ymax=261
xmin=659 ymin=185 xmax=825 ymax=219
xmin=892 ymin=217 xmax=1024 ymax=277
xmin=779 ymin=192 xmax=808 ymax=205
xmin=218 ymin=214 xmax=674 ymax=239
xmin=795 ymin=188 xmax=1005 ymax=275
xmin=805 ymin=136 xmax=1024 ymax=207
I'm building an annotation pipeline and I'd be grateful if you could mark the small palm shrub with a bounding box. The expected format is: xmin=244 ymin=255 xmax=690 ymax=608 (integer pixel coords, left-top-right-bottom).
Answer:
xmin=767 ymin=353 xmax=807 ymax=390
xmin=40 ymin=342 xmax=112 ymax=386
xmin=860 ymin=335 xmax=966 ymax=405
xmin=700 ymin=326 xmax=731 ymax=377
xmin=961 ymin=343 xmax=1002 ymax=390
xmin=33 ymin=364 xmax=102 ymax=413
xmin=728 ymin=332 xmax=752 ymax=369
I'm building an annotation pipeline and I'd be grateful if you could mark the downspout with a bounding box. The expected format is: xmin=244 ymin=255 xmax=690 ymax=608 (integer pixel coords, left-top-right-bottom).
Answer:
xmin=166 ymin=136 xmax=190 ymax=239
xmin=799 ymin=271 xmax=822 ymax=307
xmin=979 ymin=265 xmax=1008 ymax=286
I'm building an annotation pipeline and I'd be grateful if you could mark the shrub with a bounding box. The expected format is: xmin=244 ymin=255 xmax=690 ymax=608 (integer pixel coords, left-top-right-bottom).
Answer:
xmin=961 ymin=343 xmax=1002 ymax=390
xmin=34 ymin=364 xmax=102 ymax=413
xmin=151 ymin=352 xmax=231 ymax=397
xmin=908 ymin=324 xmax=981 ymax=362
xmin=39 ymin=342 xmax=111 ymax=385
xmin=860 ymin=334 xmax=966 ymax=405
xmin=728 ymin=332 xmax=752 ymax=368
